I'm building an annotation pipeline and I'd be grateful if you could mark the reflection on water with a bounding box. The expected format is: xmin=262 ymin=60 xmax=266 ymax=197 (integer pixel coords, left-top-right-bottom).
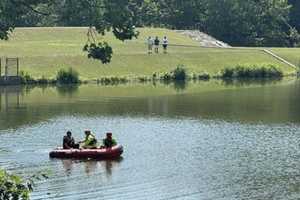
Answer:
xmin=221 ymin=77 xmax=282 ymax=86
xmin=60 ymin=158 xmax=123 ymax=177
xmin=1 ymin=79 xmax=300 ymax=131
xmin=56 ymin=85 xmax=79 ymax=97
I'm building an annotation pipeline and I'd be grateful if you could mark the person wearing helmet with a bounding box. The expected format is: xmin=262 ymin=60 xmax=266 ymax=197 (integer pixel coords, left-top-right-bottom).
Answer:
xmin=102 ymin=132 xmax=117 ymax=148
xmin=80 ymin=130 xmax=98 ymax=149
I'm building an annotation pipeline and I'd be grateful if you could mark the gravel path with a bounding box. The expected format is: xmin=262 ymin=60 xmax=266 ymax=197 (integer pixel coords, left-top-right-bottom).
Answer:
xmin=176 ymin=30 xmax=231 ymax=48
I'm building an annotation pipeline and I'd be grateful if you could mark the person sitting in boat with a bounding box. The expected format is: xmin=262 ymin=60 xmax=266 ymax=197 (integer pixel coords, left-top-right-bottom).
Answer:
xmin=80 ymin=130 xmax=98 ymax=149
xmin=102 ymin=132 xmax=117 ymax=148
xmin=63 ymin=131 xmax=79 ymax=149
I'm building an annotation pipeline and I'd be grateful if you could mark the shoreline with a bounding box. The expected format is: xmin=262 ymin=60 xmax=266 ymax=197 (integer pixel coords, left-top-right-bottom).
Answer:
xmin=0 ymin=75 xmax=295 ymax=87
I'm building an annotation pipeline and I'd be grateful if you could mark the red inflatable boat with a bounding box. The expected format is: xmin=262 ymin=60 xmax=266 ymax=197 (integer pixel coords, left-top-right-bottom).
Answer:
xmin=49 ymin=145 xmax=123 ymax=159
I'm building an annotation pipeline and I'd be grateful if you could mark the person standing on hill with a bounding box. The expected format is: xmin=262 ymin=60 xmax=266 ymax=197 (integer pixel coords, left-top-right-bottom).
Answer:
xmin=154 ymin=36 xmax=160 ymax=53
xmin=162 ymin=36 xmax=168 ymax=54
xmin=147 ymin=36 xmax=154 ymax=54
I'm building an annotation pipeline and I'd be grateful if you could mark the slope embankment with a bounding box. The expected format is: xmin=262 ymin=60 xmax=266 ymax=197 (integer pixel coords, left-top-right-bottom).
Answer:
xmin=0 ymin=27 xmax=298 ymax=80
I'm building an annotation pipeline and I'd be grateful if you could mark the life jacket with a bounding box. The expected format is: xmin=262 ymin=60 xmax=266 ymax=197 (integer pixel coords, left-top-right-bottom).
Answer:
xmin=85 ymin=134 xmax=97 ymax=145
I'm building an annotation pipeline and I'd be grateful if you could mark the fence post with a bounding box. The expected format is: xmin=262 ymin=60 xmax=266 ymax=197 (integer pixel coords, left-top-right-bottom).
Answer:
xmin=17 ymin=58 xmax=19 ymax=76
xmin=5 ymin=58 xmax=8 ymax=77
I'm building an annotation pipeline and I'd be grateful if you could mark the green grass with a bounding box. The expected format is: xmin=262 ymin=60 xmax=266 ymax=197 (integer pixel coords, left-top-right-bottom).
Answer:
xmin=269 ymin=48 xmax=300 ymax=68
xmin=0 ymin=27 xmax=297 ymax=80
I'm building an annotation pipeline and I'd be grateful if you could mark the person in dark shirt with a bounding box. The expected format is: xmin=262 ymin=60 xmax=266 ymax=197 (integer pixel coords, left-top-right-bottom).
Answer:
xmin=102 ymin=132 xmax=117 ymax=148
xmin=154 ymin=36 xmax=160 ymax=53
xmin=63 ymin=131 xmax=79 ymax=149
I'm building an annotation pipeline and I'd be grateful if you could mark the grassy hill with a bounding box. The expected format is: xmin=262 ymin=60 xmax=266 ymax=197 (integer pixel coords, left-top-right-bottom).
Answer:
xmin=0 ymin=27 xmax=299 ymax=80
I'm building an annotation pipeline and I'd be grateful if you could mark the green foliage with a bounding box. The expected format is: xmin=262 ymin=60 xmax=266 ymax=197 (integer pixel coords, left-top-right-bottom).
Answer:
xmin=83 ymin=42 xmax=113 ymax=64
xmin=203 ymin=0 xmax=298 ymax=46
xmin=20 ymin=71 xmax=35 ymax=84
xmin=56 ymin=68 xmax=80 ymax=84
xmin=197 ymin=72 xmax=210 ymax=80
xmin=57 ymin=0 xmax=103 ymax=26
xmin=221 ymin=65 xmax=283 ymax=79
xmin=172 ymin=65 xmax=187 ymax=81
xmin=0 ymin=0 xmax=51 ymax=40
xmin=161 ymin=65 xmax=187 ymax=81
xmin=2 ymin=0 xmax=300 ymax=47
xmin=0 ymin=169 xmax=30 ymax=200
xmin=98 ymin=77 xmax=129 ymax=85
xmin=289 ymin=0 xmax=300 ymax=32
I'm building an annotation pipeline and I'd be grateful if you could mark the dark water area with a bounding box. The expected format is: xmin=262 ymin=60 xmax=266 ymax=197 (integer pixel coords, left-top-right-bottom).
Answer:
xmin=1 ymin=80 xmax=300 ymax=199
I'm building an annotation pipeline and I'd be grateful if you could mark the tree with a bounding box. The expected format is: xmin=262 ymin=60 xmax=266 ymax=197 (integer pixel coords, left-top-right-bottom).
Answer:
xmin=155 ymin=0 xmax=205 ymax=29
xmin=0 ymin=0 xmax=50 ymax=40
xmin=288 ymin=0 xmax=300 ymax=32
xmin=0 ymin=169 xmax=31 ymax=200
xmin=203 ymin=0 xmax=299 ymax=47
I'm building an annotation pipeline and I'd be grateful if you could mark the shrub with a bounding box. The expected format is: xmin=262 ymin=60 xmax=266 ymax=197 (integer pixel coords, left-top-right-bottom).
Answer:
xmin=220 ymin=65 xmax=283 ymax=79
xmin=221 ymin=68 xmax=235 ymax=78
xmin=37 ymin=76 xmax=49 ymax=84
xmin=160 ymin=72 xmax=173 ymax=81
xmin=152 ymin=72 xmax=158 ymax=80
xmin=98 ymin=77 xmax=129 ymax=85
xmin=172 ymin=65 xmax=187 ymax=81
xmin=0 ymin=169 xmax=31 ymax=200
xmin=160 ymin=65 xmax=188 ymax=82
xmin=198 ymin=72 xmax=210 ymax=80
xmin=56 ymin=68 xmax=80 ymax=84
xmin=20 ymin=71 xmax=35 ymax=84
xmin=138 ymin=76 xmax=151 ymax=82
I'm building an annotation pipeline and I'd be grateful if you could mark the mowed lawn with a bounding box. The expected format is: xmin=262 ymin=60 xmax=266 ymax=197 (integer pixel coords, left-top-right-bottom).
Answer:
xmin=0 ymin=27 xmax=297 ymax=80
xmin=269 ymin=48 xmax=300 ymax=67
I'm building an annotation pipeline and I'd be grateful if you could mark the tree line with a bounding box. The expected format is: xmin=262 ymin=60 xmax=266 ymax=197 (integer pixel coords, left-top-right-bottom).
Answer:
xmin=1 ymin=0 xmax=300 ymax=48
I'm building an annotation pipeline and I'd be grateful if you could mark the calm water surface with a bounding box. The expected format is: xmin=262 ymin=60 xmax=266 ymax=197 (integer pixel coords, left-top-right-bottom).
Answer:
xmin=1 ymin=80 xmax=300 ymax=199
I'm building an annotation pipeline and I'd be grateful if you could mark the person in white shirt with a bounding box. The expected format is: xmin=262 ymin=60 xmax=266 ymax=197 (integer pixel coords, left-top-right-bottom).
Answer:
xmin=162 ymin=36 xmax=168 ymax=54
xmin=147 ymin=36 xmax=154 ymax=54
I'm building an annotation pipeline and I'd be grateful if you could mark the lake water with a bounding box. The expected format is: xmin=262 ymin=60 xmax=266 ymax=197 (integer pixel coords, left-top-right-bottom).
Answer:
xmin=1 ymin=79 xmax=300 ymax=200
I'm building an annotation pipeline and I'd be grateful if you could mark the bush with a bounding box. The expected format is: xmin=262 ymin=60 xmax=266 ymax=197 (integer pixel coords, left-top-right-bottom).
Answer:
xmin=160 ymin=65 xmax=188 ymax=82
xmin=221 ymin=68 xmax=235 ymax=78
xmin=98 ymin=77 xmax=129 ymax=85
xmin=37 ymin=76 xmax=49 ymax=84
xmin=0 ymin=169 xmax=31 ymax=200
xmin=160 ymin=72 xmax=173 ymax=81
xmin=138 ymin=76 xmax=151 ymax=82
xmin=220 ymin=65 xmax=283 ymax=79
xmin=198 ymin=72 xmax=210 ymax=80
xmin=172 ymin=65 xmax=187 ymax=81
xmin=20 ymin=71 xmax=35 ymax=84
xmin=56 ymin=68 xmax=80 ymax=84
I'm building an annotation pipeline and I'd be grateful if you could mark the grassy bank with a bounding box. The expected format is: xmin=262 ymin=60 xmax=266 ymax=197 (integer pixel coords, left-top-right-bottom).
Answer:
xmin=0 ymin=27 xmax=298 ymax=80
xmin=269 ymin=48 xmax=300 ymax=67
